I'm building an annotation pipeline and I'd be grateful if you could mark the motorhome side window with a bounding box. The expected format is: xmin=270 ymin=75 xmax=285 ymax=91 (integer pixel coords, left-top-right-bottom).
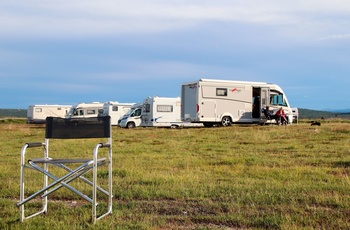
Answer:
xmin=112 ymin=106 xmax=118 ymax=111
xmin=35 ymin=108 xmax=42 ymax=113
xmin=144 ymin=104 xmax=151 ymax=113
xmin=157 ymin=105 xmax=173 ymax=112
xmin=87 ymin=109 xmax=95 ymax=115
xmin=216 ymin=88 xmax=227 ymax=96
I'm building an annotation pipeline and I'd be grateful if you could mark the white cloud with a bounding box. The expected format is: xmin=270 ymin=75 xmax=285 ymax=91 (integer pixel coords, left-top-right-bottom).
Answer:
xmin=318 ymin=33 xmax=350 ymax=41
xmin=1 ymin=0 xmax=350 ymax=39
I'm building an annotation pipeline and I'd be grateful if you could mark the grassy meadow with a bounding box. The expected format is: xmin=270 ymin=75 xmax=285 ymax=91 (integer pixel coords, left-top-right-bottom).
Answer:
xmin=1 ymin=121 xmax=349 ymax=229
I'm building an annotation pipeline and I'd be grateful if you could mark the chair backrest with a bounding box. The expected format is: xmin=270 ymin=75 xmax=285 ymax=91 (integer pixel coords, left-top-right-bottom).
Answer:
xmin=262 ymin=108 xmax=270 ymax=119
xmin=45 ymin=116 xmax=111 ymax=139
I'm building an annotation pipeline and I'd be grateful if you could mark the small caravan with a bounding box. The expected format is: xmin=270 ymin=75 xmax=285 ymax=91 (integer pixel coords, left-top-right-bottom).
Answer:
xmin=181 ymin=79 xmax=293 ymax=127
xmin=27 ymin=105 xmax=72 ymax=124
xmin=118 ymin=103 xmax=143 ymax=128
xmin=100 ymin=101 xmax=134 ymax=125
xmin=141 ymin=96 xmax=182 ymax=127
xmin=66 ymin=102 xmax=104 ymax=119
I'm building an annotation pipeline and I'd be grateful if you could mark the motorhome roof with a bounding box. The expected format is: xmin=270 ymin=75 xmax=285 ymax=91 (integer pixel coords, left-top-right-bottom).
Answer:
xmin=29 ymin=104 xmax=72 ymax=107
xmin=104 ymin=101 xmax=135 ymax=105
xmin=131 ymin=102 xmax=143 ymax=108
xmin=146 ymin=96 xmax=180 ymax=100
xmin=199 ymin=79 xmax=269 ymax=85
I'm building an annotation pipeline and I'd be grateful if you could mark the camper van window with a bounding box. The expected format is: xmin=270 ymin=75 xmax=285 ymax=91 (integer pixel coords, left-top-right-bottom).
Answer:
xmin=112 ymin=106 xmax=118 ymax=111
xmin=87 ymin=109 xmax=95 ymax=115
xmin=270 ymin=95 xmax=278 ymax=105
xmin=145 ymin=104 xmax=151 ymax=113
xmin=79 ymin=110 xmax=84 ymax=116
xmin=35 ymin=108 xmax=42 ymax=113
xmin=216 ymin=88 xmax=227 ymax=96
xmin=157 ymin=105 xmax=173 ymax=112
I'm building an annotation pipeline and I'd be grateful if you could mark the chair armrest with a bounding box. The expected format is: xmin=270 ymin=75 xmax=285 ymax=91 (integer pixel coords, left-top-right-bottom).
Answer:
xmin=99 ymin=143 xmax=110 ymax=148
xmin=26 ymin=142 xmax=45 ymax=148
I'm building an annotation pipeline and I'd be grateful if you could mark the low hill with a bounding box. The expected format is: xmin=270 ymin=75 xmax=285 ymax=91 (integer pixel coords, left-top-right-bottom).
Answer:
xmin=0 ymin=109 xmax=27 ymax=118
xmin=298 ymin=108 xmax=350 ymax=119
xmin=298 ymin=108 xmax=336 ymax=119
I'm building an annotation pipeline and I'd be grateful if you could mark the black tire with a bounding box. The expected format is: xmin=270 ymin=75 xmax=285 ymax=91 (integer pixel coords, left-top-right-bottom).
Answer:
xmin=127 ymin=122 xmax=136 ymax=128
xmin=221 ymin=116 xmax=231 ymax=127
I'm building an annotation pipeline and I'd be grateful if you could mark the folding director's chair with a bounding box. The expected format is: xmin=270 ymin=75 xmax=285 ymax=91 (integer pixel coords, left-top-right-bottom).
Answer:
xmin=17 ymin=116 xmax=112 ymax=224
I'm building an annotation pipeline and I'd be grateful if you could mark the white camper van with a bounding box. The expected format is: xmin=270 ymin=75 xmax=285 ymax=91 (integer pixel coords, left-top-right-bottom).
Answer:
xmin=27 ymin=104 xmax=72 ymax=124
xmin=291 ymin=108 xmax=299 ymax=124
xmin=118 ymin=103 xmax=143 ymax=128
xmin=181 ymin=79 xmax=293 ymax=127
xmin=141 ymin=97 xmax=182 ymax=127
xmin=66 ymin=102 xmax=104 ymax=119
xmin=100 ymin=101 xmax=135 ymax=125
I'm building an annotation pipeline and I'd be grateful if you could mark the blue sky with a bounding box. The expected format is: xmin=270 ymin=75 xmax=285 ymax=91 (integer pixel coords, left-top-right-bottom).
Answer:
xmin=1 ymin=0 xmax=349 ymax=110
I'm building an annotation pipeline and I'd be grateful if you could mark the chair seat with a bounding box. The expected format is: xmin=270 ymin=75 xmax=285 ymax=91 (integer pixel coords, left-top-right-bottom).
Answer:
xmin=29 ymin=158 xmax=106 ymax=164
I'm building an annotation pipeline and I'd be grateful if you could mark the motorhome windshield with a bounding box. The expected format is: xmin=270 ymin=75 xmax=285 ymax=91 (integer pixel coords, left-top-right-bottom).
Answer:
xmin=124 ymin=108 xmax=135 ymax=116
xmin=67 ymin=108 xmax=77 ymax=116
xmin=270 ymin=90 xmax=288 ymax=107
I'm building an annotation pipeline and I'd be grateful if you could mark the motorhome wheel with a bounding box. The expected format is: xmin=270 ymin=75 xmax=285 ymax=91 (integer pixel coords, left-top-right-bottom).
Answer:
xmin=221 ymin=116 xmax=231 ymax=126
xmin=127 ymin=122 xmax=136 ymax=128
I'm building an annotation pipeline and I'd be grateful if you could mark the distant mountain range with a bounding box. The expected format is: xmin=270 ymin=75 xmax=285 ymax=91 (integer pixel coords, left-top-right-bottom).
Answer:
xmin=326 ymin=109 xmax=350 ymax=113
xmin=0 ymin=109 xmax=27 ymax=118
xmin=1 ymin=108 xmax=349 ymax=119
xmin=297 ymin=108 xmax=349 ymax=119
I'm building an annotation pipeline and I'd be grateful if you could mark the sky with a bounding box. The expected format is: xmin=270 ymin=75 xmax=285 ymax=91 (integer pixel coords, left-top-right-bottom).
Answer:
xmin=1 ymin=0 xmax=350 ymax=111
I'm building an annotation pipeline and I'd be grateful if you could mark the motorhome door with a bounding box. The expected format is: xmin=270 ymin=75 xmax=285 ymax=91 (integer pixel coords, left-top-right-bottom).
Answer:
xmin=260 ymin=87 xmax=270 ymax=117
xmin=200 ymin=100 xmax=216 ymax=121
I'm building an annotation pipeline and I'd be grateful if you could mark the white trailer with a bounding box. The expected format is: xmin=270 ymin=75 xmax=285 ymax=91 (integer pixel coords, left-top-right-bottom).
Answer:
xmin=181 ymin=79 xmax=293 ymax=127
xmin=118 ymin=103 xmax=143 ymax=128
xmin=27 ymin=104 xmax=72 ymax=124
xmin=66 ymin=102 xmax=104 ymax=119
xmin=100 ymin=101 xmax=135 ymax=125
xmin=140 ymin=96 xmax=182 ymax=127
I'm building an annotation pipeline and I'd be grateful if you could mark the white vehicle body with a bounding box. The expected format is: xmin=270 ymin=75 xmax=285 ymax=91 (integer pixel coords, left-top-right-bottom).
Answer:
xmin=66 ymin=102 xmax=104 ymax=119
xmin=141 ymin=96 xmax=182 ymax=127
xmin=181 ymin=79 xmax=293 ymax=127
xmin=118 ymin=103 xmax=143 ymax=128
xmin=27 ymin=105 xmax=72 ymax=124
xmin=291 ymin=107 xmax=299 ymax=124
xmin=100 ymin=101 xmax=135 ymax=125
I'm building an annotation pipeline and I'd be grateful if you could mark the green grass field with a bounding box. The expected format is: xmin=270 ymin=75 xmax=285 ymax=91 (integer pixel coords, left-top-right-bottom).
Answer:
xmin=1 ymin=121 xmax=349 ymax=229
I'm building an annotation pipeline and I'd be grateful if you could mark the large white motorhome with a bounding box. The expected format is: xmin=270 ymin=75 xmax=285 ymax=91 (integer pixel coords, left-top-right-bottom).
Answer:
xmin=27 ymin=104 xmax=72 ymax=124
xmin=100 ymin=101 xmax=135 ymax=125
xmin=118 ymin=103 xmax=143 ymax=128
xmin=66 ymin=102 xmax=104 ymax=119
xmin=181 ymin=79 xmax=293 ymax=127
xmin=140 ymin=96 xmax=182 ymax=127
